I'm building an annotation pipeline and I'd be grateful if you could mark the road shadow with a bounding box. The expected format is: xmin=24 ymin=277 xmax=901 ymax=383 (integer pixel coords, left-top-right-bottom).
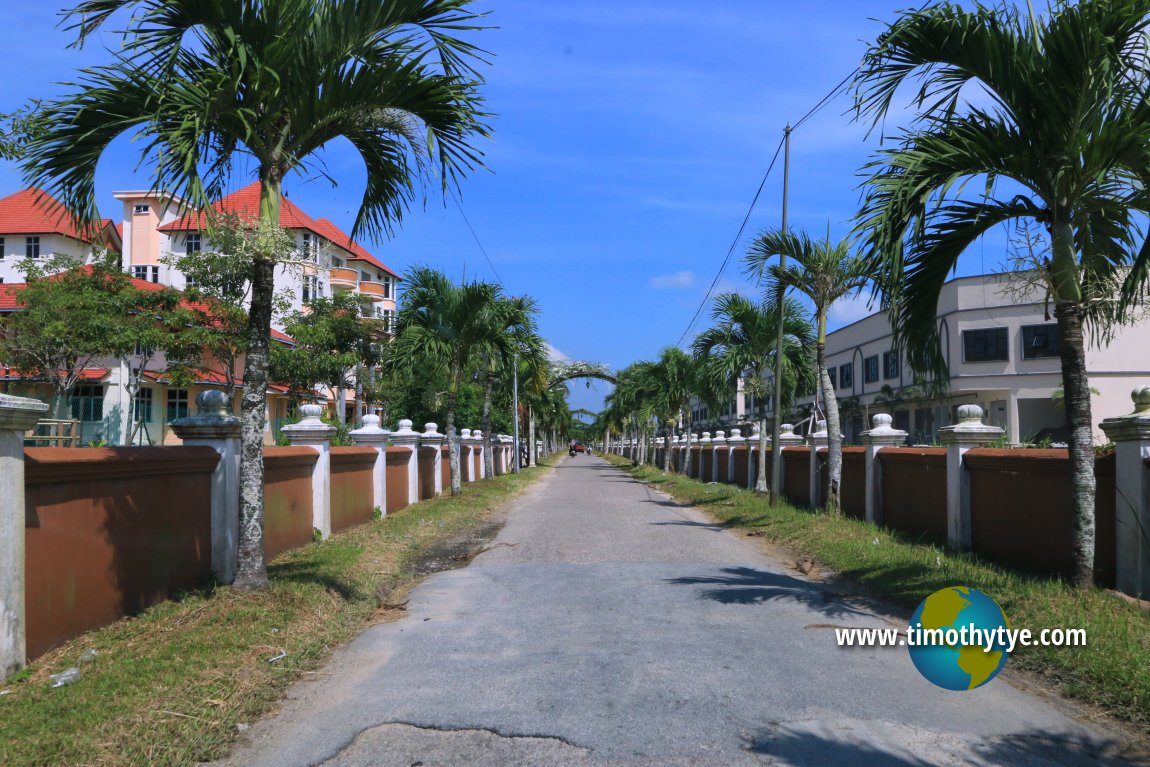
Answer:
xmin=744 ymin=722 xmax=1142 ymax=767
xmin=666 ymin=566 xmax=873 ymax=619
xmin=650 ymin=519 xmax=724 ymax=529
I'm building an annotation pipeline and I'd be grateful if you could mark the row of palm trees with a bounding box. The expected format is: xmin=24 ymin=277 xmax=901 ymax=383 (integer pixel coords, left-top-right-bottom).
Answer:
xmin=601 ymin=231 xmax=866 ymax=515
xmin=608 ymin=1 xmax=1150 ymax=590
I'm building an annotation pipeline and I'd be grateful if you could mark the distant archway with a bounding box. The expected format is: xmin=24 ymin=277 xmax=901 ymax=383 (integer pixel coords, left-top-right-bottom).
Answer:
xmin=549 ymin=361 xmax=617 ymax=389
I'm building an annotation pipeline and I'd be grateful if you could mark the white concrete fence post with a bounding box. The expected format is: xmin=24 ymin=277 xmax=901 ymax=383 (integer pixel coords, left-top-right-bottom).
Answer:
xmin=282 ymin=403 xmax=337 ymax=540
xmin=860 ymin=413 xmax=908 ymax=526
xmin=726 ymin=428 xmax=744 ymax=485
xmin=349 ymin=414 xmax=390 ymax=515
xmin=0 ymin=394 xmax=49 ymax=681
xmin=170 ymin=390 xmax=242 ymax=583
xmin=711 ymin=431 xmax=726 ymax=482
xmin=458 ymin=428 xmax=474 ymax=481
xmin=390 ymin=419 xmax=421 ymax=503
xmin=806 ymin=420 xmax=829 ymax=508
xmin=939 ymin=404 xmax=1003 ymax=551
xmin=472 ymin=430 xmax=487 ymax=479
xmin=1099 ymin=385 xmax=1150 ymax=598
xmin=776 ymin=423 xmax=805 ymax=499
xmin=748 ymin=424 xmax=761 ymax=490
xmin=421 ymin=423 xmax=445 ymax=496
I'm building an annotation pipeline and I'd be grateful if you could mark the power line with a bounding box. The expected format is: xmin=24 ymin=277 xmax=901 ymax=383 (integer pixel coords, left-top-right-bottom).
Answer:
xmin=449 ymin=188 xmax=507 ymax=290
xmin=674 ymin=68 xmax=857 ymax=348
xmin=675 ymin=134 xmax=785 ymax=347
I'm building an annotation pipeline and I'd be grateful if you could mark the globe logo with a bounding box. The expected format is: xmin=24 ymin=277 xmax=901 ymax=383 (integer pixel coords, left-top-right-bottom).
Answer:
xmin=908 ymin=586 xmax=1011 ymax=691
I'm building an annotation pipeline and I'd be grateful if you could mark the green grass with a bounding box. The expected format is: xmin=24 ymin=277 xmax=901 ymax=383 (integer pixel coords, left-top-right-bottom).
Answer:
xmin=603 ymin=452 xmax=1150 ymax=727
xmin=0 ymin=456 xmax=559 ymax=767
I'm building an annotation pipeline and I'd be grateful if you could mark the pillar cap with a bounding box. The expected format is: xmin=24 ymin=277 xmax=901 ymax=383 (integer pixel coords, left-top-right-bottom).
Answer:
xmin=171 ymin=390 xmax=240 ymax=440
xmin=281 ymin=403 xmax=336 ymax=443
xmin=0 ymin=393 xmax=49 ymax=432
xmin=1100 ymin=385 xmax=1150 ymax=441
xmin=390 ymin=418 xmax=421 ymax=446
xmin=778 ymin=422 xmax=805 ymax=445
xmin=350 ymin=414 xmax=390 ymax=446
xmin=805 ymin=419 xmax=829 ymax=446
xmin=938 ymin=404 xmax=1003 ymax=445
xmin=861 ymin=412 xmax=908 ymax=446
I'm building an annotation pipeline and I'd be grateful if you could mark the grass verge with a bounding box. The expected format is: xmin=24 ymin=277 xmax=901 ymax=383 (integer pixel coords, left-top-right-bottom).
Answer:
xmin=0 ymin=455 xmax=559 ymax=767
xmin=602 ymin=452 xmax=1150 ymax=728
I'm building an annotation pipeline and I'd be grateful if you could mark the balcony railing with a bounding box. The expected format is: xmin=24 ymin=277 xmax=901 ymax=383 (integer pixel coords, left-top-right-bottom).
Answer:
xmin=328 ymin=267 xmax=358 ymax=288
xmin=357 ymin=280 xmax=389 ymax=300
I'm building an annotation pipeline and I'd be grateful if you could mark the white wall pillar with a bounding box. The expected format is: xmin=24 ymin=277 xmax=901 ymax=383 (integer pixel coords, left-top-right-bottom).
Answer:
xmin=350 ymin=414 xmax=390 ymax=515
xmin=0 ymin=394 xmax=49 ymax=681
xmin=282 ymin=403 xmax=337 ymax=540
xmin=726 ymin=429 xmax=744 ymax=485
xmin=806 ymin=420 xmax=829 ymax=509
xmin=472 ymin=430 xmax=487 ymax=479
xmin=698 ymin=432 xmax=712 ymax=480
xmin=390 ymin=419 xmax=421 ymax=503
xmin=939 ymin=404 xmax=1003 ymax=551
xmin=861 ymin=413 xmax=908 ymax=526
xmin=711 ymin=431 xmax=726 ymax=482
xmin=421 ymin=422 xmax=445 ymax=496
xmin=171 ymin=390 xmax=241 ymax=583
xmin=1100 ymin=386 xmax=1150 ymax=598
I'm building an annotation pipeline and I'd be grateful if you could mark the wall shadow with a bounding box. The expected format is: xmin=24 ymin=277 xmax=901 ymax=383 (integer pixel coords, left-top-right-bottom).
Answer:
xmin=666 ymin=566 xmax=873 ymax=620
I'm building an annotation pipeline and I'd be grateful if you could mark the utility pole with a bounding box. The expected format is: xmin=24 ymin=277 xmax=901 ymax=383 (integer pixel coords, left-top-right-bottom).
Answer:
xmin=769 ymin=125 xmax=792 ymax=508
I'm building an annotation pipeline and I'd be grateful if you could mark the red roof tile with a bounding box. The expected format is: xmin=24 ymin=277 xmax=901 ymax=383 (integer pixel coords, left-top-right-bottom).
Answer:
xmin=157 ymin=181 xmax=323 ymax=233
xmin=0 ymin=188 xmax=119 ymax=246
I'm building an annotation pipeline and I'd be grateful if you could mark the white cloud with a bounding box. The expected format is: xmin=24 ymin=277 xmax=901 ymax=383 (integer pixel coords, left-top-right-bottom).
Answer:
xmin=828 ymin=290 xmax=878 ymax=329
xmin=649 ymin=271 xmax=696 ymax=290
xmin=545 ymin=342 xmax=570 ymax=363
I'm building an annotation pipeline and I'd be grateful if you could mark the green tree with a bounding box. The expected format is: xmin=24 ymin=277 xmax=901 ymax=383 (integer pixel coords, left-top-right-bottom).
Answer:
xmin=479 ymin=295 xmax=547 ymax=478
xmin=746 ymin=231 xmax=869 ymax=513
xmin=271 ymin=292 xmax=385 ymax=421
xmin=390 ymin=267 xmax=504 ymax=496
xmin=853 ymin=0 xmax=1150 ymax=585
xmin=693 ymin=292 xmax=816 ymax=494
xmin=23 ymin=0 xmax=490 ymax=589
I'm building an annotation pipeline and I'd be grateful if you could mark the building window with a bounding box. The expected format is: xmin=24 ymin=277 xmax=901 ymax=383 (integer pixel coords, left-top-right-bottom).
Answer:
xmin=839 ymin=363 xmax=853 ymax=389
xmin=71 ymin=385 xmax=104 ymax=422
xmin=883 ymin=350 xmax=899 ymax=380
xmin=133 ymin=204 xmax=150 ymax=215
xmin=864 ymin=355 xmax=879 ymax=384
xmin=383 ymin=276 xmax=392 ymax=299
xmin=381 ymin=308 xmax=396 ymax=333
xmin=828 ymin=367 xmax=837 ymax=389
xmin=331 ymin=256 xmax=343 ymax=268
xmin=1022 ymin=324 xmax=1060 ymax=359
xmin=301 ymin=232 xmax=317 ymax=261
xmin=134 ymin=388 xmax=154 ymax=423
xmin=132 ymin=265 xmax=160 ymax=283
xmin=963 ymin=327 xmax=1009 ymax=362
xmin=185 ymin=233 xmax=201 ymax=255
xmin=0 ymin=237 xmax=5 ymax=258
xmin=302 ymin=275 xmax=323 ymax=302
xmin=25 ymin=236 xmax=40 ymax=259
xmin=166 ymin=388 xmax=189 ymax=422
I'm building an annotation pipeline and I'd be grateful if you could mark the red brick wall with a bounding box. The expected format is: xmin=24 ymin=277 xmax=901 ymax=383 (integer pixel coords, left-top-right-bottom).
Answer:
xmin=783 ymin=447 xmax=809 ymax=506
xmin=841 ymin=448 xmax=866 ymax=519
xmin=263 ymin=447 xmax=316 ymax=559
xmin=330 ymin=447 xmax=376 ymax=532
xmin=879 ymin=448 xmax=947 ymax=541
xmin=386 ymin=447 xmax=411 ymax=512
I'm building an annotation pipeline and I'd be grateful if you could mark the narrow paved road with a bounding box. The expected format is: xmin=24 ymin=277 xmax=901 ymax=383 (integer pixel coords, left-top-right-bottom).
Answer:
xmin=221 ymin=456 xmax=1137 ymax=766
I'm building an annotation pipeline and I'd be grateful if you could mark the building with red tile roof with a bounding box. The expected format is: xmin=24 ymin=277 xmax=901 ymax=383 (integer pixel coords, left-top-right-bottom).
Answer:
xmin=0 ymin=188 xmax=122 ymax=287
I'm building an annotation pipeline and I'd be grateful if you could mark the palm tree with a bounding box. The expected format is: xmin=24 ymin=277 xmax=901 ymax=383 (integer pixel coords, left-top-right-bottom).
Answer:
xmin=746 ymin=231 xmax=869 ymax=513
xmin=693 ymin=292 xmax=817 ymax=493
xmin=22 ymin=0 xmax=489 ymax=590
xmin=480 ymin=295 xmax=547 ymax=478
xmin=391 ymin=267 xmax=504 ymax=496
xmin=853 ymin=0 xmax=1150 ymax=586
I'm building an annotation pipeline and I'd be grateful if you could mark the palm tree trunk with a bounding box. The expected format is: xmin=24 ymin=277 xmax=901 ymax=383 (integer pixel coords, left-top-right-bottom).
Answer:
xmin=443 ymin=377 xmax=462 ymax=499
xmin=528 ymin=408 xmax=536 ymax=466
xmin=663 ymin=424 xmax=673 ymax=472
xmin=233 ymin=170 xmax=282 ymax=591
xmin=1055 ymin=300 xmax=1096 ymax=588
xmin=682 ymin=409 xmax=693 ymax=476
xmin=482 ymin=370 xmax=495 ymax=479
xmin=818 ymin=318 xmax=842 ymax=515
xmin=755 ymin=415 xmax=769 ymax=493
xmin=335 ymin=385 xmax=346 ymax=424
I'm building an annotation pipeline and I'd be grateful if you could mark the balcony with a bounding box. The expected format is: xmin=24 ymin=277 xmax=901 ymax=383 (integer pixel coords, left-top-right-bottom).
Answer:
xmin=328 ymin=267 xmax=358 ymax=289
xmin=357 ymin=280 xmax=389 ymax=300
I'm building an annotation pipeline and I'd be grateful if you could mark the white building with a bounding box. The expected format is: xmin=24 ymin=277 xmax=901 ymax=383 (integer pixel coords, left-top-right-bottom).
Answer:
xmin=694 ymin=272 xmax=1149 ymax=445
xmin=0 ymin=188 xmax=121 ymax=285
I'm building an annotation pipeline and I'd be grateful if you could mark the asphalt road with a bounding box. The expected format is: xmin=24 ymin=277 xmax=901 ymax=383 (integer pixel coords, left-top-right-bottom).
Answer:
xmin=218 ymin=455 xmax=1139 ymax=767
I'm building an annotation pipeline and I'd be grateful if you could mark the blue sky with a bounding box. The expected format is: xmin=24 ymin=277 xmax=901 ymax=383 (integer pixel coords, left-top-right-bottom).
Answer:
xmin=0 ymin=1 xmax=1019 ymax=414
